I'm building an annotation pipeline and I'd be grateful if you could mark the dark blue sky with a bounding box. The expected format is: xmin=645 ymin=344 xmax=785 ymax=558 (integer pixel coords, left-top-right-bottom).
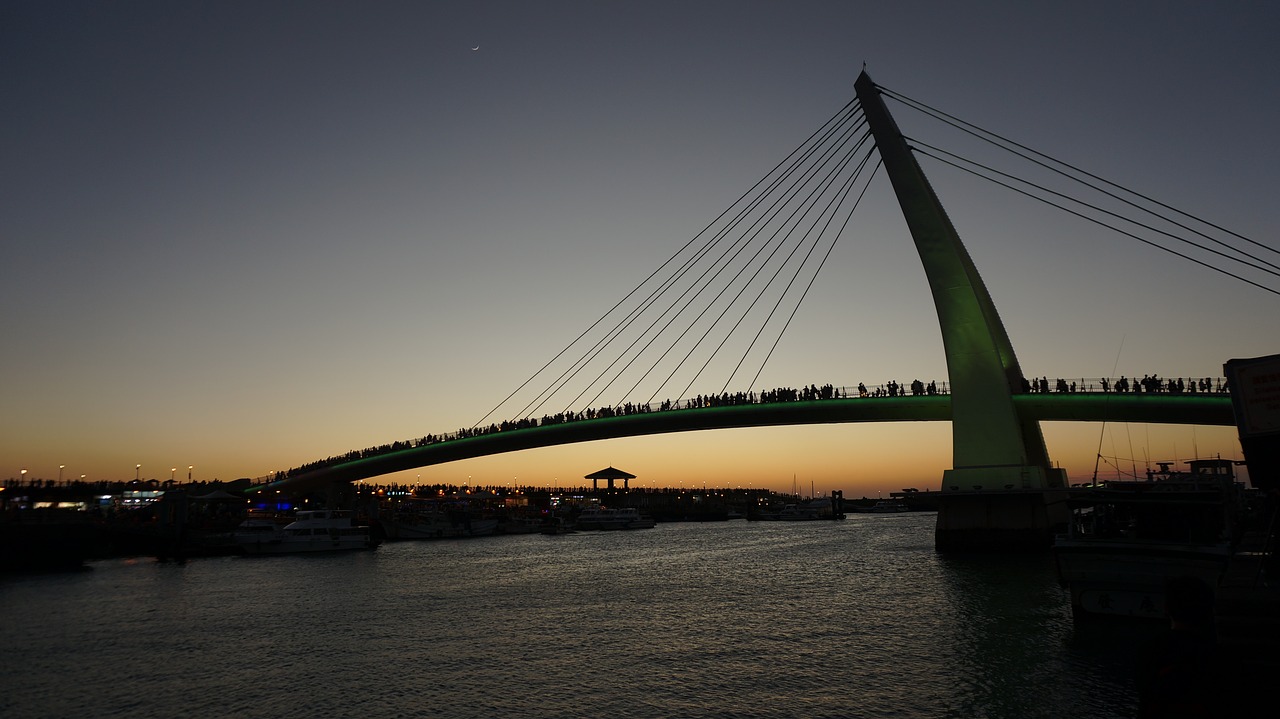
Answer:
xmin=3 ymin=1 xmax=1277 ymax=492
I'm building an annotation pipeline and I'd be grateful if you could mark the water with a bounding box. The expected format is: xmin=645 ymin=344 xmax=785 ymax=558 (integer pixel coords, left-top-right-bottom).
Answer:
xmin=1 ymin=514 xmax=1155 ymax=718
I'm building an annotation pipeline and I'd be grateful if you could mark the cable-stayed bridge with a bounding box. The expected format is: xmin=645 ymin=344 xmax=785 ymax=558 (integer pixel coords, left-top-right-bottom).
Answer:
xmin=264 ymin=71 xmax=1272 ymax=549
xmin=272 ymin=387 xmax=1233 ymax=487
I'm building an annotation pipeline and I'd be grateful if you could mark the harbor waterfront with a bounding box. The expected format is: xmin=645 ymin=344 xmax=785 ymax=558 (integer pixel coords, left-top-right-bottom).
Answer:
xmin=0 ymin=513 xmax=1215 ymax=719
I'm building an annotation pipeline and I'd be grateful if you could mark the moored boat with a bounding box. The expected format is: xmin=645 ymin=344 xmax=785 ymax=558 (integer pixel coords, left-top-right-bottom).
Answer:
xmin=1052 ymin=458 xmax=1244 ymax=619
xmin=573 ymin=507 xmax=655 ymax=530
xmin=778 ymin=503 xmax=820 ymax=521
xmin=375 ymin=495 xmax=500 ymax=540
xmin=866 ymin=500 xmax=910 ymax=513
xmin=497 ymin=515 xmax=548 ymax=535
xmin=381 ymin=511 xmax=498 ymax=540
xmin=539 ymin=516 xmax=577 ymax=535
xmin=238 ymin=509 xmax=378 ymax=555
xmin=231 ymin=510 xmax=289 ymax=546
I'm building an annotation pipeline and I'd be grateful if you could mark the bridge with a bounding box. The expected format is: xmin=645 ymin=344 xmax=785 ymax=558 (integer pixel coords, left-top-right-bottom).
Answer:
xmin=262 ymin=71 xmax=1265 ymax=550
xmin=272 ymin=390 xmax=1232 ymax=491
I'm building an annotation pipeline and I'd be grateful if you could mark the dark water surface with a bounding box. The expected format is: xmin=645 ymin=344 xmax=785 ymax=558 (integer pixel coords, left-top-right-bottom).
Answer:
xmin=1 ymin=514 xmax=1154 ymax=718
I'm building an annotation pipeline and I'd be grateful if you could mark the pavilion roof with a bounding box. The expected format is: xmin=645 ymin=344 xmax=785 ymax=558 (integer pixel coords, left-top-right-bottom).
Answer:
xmin=583 ymin=466 xmax=636 ymax=480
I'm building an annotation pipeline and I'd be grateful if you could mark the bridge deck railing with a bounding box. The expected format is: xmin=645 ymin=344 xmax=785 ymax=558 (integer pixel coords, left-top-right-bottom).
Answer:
xmin=265 ymin=375 xmax=1229 ymax=484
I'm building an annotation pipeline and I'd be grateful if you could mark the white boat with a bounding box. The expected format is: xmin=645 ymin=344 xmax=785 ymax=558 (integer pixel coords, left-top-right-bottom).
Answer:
xmin=778 ymin=504 xmax=820 ymax=520
xmin=1052 ymin=459 xmax=1243 ymax=619
xmin=497 ymin=515 xmax=548 ymax=535
xmin=539 ymin=516 xmax=577 ymax=535
xmin=867 ymin=500 xmax=910 ymax=513
xmin=231 ymin=515 xmax=286 ymax=545
xmin=573 ymin=507 xmax=655 ymax=530
xmin=381 ymin=511 xmax=498 ymax=540
xmin=239 ymin=509 xmax=377 ymax=554
xmin=780 ymin=497 xmax=843 ymax=520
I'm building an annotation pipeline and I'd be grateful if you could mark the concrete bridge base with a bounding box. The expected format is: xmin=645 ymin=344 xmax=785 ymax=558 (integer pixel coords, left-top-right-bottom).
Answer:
xmin=934 ymin=469 xmax=1070 ymax=552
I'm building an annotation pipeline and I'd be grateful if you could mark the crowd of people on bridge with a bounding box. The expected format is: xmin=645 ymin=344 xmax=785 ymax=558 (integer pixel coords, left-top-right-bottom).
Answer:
xmin=279 ymin=374 xmax=1227 ymax=479
xmin=857 ymin=379 xmax=942 ymax=397
xmin=1020 ymin=375 xmax=1228 ymax=395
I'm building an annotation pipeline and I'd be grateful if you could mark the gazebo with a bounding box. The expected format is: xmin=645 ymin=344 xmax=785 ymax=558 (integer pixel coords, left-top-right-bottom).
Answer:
xmin=584 ymin=466 xmax=636 ymax=490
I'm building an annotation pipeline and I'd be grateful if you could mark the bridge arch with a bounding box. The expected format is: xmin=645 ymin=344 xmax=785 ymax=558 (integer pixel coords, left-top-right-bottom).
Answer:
xmin=270 ymin=393 xmax=1232 ymax=492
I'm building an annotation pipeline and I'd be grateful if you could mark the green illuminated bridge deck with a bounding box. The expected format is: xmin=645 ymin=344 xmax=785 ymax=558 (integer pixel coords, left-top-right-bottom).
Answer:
xmin=268 ymin=393 xmax=1234 ymax=491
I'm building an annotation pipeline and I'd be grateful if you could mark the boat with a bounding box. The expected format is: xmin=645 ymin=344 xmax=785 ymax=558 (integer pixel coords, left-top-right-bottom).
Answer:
xmin=778 ymin=503 xmax=821 ymax=521
xmin=238 ymin=509 xmax=378 ymax=554
xmin=751 ymin=500 xmax=822 ymax=521
xmin=750 ymin=506 xmax=784 ymax=521
xmin=867 ymin=500 xmax=910 ymax=513
xmin=497 ymin=515 xmax=549 ymax=535
xmin=381 ymin=511 xmax=498 ymax=540
xmin=573 ymin=507 xmax=655 ymax=530
xmin=1052 ymin=458 xmax=1244 ymax=619
xmin=231 ymin=510 xmax=289 ymax=545
xmin=231 ymin=518 xmax=284 ymax=547
xmin=779 ymin=497 xmax=844 ymax=520
xmin=539 ymin=516 xmax=577 ymax=535
xmin=375 ymin=496 xmax=499 ymax=540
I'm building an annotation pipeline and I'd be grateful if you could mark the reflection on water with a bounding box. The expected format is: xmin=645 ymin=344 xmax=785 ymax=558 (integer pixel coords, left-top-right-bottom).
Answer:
xmin=935 ymin=553 xmax=1141 ymax=717
xmin=1 ymin=514 xmax=1153 ymax=718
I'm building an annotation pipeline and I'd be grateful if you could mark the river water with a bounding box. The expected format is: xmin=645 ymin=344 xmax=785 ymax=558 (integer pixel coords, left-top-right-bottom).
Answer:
xmin=1 ymin=513 xmax=1155 ymax=718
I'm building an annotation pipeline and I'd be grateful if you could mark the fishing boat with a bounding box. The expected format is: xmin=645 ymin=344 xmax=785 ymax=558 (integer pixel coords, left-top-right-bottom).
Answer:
xmin=497 ymin=515 xmax=549 ymax=535
xmin=867 ymin=500 xmax=910 ymax=513
xmin=539 ymin=516 xmax=577 ymax=535
xmin=377 ymin=496 xmax=499 ymax=540
xmin=1052 ymin=458 xmax=1244 ymax=619
xmin=778 ymin=503 xmax=821 ymax=521
xmin=238 ymin=509 xmax=377 ymax=554
xmin=381 ymin=510 xmax=498 ymax=540
xmin=231 ymin=513 xmax=286 ymax=545
xmin=573 ymin=507 xmax=655 ymax=530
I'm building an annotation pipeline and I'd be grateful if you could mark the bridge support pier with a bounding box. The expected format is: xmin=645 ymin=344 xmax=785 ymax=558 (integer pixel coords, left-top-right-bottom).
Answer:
xmin=323 ymin=481 xmax=356 ymax=509
xmin=934 ymin=467 xmax=1069 ymax=552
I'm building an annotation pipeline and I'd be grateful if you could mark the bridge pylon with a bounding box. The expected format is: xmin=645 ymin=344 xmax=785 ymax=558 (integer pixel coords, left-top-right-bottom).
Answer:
xmin=854 ymin=71 xmax=1068 ymax=551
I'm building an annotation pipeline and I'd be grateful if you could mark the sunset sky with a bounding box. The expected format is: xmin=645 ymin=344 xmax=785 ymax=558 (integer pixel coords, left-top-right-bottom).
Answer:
xmin=3 ymin=1 xmax=1277 ymax=497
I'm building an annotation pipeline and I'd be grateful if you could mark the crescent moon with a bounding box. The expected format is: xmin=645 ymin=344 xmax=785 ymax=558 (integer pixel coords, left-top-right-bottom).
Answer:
xmin=471 ymin=46 xmax=480 ymax=51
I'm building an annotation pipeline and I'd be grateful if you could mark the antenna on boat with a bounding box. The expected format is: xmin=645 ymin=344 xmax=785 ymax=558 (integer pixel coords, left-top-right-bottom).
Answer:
xmin=1127 ymin=424 xmax=1138 ymax=479
xmin=1093 ymin=334 xmax=1127 ymax=483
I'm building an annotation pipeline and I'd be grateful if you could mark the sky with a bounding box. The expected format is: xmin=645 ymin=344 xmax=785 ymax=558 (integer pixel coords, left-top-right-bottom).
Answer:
xmin=3 ymin=1 xmax=1278 ymax=497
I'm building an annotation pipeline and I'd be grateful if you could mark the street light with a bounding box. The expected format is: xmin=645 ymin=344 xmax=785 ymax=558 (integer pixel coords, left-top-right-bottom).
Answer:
xmin=20 ymin=468 xmax=27 ymax=485
xmin=170 ymin=468 xmax=176 ymax=483
xmin=59 ymin=465 xmax=64 ymax=483
xmin=188 ymin=466 xmax=193 ymax=482
xmin=135 ymin=464 xmax=141 ymax=481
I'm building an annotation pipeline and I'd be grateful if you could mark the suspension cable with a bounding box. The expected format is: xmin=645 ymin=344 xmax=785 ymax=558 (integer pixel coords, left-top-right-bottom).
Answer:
xmin=909 ymin=137 xmax=1280 ymax=280
xmin=664 ymin=131 xmax=875 ymax=403
xmin=533 ymin=105 xmax=865 ymax=418
xmin=566 ymin=113 xmax=870 ymax=413
xmin=719 ymin=146 xmax=879 ymax=395
xmin=913 ymin=146 xmax=1280 ymax=297
xmin=878 ymin=84 xmax=1279 ymax=262
xmin=471 ymin=97 xmax=861 ymax=427
xmin=745 ymin=158 xmax=884 ymax=393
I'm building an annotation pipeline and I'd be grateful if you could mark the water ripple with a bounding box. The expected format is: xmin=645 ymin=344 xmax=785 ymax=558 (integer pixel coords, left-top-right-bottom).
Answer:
xmin=2 ymin=515 xmax=1143 ymax=718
